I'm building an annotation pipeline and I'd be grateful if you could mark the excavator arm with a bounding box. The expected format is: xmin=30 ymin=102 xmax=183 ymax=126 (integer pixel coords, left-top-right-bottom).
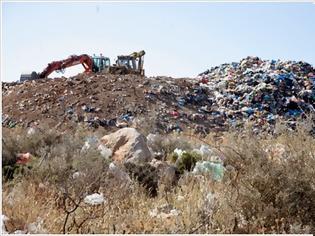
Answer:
xmin=130 ymin=50 xmax=145 ymax=72
xmin=38 ymin=54 xmax=93 ymax=78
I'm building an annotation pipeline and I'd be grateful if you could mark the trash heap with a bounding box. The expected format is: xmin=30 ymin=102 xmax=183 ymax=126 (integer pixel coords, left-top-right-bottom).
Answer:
xmin=2 ymin=56 xmax=315 ymax=135
xmin=197 ymin=56 xmax=315 ymax=133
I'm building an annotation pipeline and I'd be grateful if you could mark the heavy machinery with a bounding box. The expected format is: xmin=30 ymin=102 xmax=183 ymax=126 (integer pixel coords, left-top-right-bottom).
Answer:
xmin=20 ymin=50 xmax=145 ymax=82
xmin=20 ymin=54 xmax=110 ymax=82
xmin=109 ymin=50 xmax=145 ymax=76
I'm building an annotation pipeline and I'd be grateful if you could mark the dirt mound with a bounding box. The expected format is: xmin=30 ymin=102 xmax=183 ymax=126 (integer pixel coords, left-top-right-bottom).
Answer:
xmin=2 ymin=73 xmax=218 ymax=134
xmin=3 ymin=57 xmax=315 ymax=135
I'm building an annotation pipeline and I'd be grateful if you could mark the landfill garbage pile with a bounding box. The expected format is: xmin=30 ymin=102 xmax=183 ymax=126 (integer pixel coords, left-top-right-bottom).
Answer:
xmin=2 ymin=73 xmax=228 ymax=134
xmin=2 ymin=56 xmax=315 ymax=135
xmin=198 ymin=56 xmax=315 ymax=133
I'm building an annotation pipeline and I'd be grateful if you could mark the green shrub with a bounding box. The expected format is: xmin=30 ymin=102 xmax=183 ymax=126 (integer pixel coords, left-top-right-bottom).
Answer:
xmin=176 ymin=151 xmax=202 ymax=174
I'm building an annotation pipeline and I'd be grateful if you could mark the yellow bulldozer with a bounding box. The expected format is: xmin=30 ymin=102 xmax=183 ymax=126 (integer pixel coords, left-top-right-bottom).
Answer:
xmin=108 ymin=50 xmax=145 ymax=76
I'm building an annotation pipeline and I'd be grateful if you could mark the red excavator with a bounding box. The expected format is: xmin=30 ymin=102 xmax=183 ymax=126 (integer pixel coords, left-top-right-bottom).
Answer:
xmin=20 ymin=50 xmax=145 ymax=82
xmin=20 ymin=54 xmax=110 ymax=81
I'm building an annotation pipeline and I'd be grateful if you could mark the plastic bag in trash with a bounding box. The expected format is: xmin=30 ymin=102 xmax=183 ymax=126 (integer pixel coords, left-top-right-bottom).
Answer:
xmin=193 ymin=161 xmax=224 ymax=180
xmin=81 ymin=136 xmax=99 ymax=152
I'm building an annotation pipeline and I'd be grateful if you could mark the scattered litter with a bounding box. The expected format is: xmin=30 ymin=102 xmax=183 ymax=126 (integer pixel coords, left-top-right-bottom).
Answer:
xmin=72 ymin=171 xmax=83 ymax=179
xmin=27 ymin=127 xmax=36 ymax=136
xmin=16 ymin=153 xmax=32 ymax=165
xmin=149 ymin=204 xmax=180 ymax=219
xmin=173 ymin=148 xmax=186 ymax=158
xmin=81 ymin=136 xmax=99 ymax=152
xmin=177 ymin=195 xmax=185 ymax=201
xmin=193 ymin=161 xmax=224 ymax=180
xmin=13 ymin=230 xmax=27 ymax=234
xmin=1 ymin=215 xmax=9 ymax=234
xmin=84 ymin=193 xmax=105 ymax=205
xmin=27 ymin=217 xmax=45 ymax=233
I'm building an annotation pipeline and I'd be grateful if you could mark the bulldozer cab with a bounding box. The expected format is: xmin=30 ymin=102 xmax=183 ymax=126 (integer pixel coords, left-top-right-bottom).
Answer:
xmin=104 ymin=50 xmax=145 ymax=76
xmin=92 ymin=55 xmax=110 ymax=72
xmin=116 ymin=56 xmax=137 ymax=70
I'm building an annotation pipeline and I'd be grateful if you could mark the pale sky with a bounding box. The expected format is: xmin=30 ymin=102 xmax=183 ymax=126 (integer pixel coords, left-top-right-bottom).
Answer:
xmin=2 ymin=2 xmax=315 ymax=82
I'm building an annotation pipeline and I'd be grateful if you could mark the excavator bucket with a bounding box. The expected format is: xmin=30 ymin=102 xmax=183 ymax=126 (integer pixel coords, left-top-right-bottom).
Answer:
xmin=20 ymin=71 xmax=39 ymax=82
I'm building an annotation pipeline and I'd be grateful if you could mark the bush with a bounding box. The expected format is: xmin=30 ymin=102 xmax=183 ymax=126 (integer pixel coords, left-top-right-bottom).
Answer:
xmin=175 ymin=151 xmax=202 ymax=174
xmin=2 ymin=122 xmax=315 ymax=233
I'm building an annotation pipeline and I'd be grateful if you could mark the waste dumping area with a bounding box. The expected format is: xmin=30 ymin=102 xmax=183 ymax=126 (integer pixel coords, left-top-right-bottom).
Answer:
xmin=2 ymin=56 xmax=315 ymax=135
xmin=198 ymin=56 xmax=315 ymax=133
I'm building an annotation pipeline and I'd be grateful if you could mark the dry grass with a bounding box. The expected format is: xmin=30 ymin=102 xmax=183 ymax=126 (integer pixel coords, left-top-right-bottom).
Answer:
xmin=2 ymin=122 xmax=315 ymax=233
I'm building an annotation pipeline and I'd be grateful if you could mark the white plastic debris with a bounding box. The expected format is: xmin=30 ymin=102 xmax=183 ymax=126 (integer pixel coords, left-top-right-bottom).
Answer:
xmin=146 ymin=133 xmax=159 ymax=145
xmin=177 ymin=195 xmax=185 ymax=201
xmin=205 ymin=192 xmax=215 ymax=203
xmin=193 ymin=161 xmax=224 ymax=181
xmin=265 ymin=143 xmax=287 ymax=163
xmin=72 ymin=171 xmax=82 ymax=179
xmin=149 ymin=208 xmax=180 ymax=219
xmin=192 ymin=145 xmax=221 ymax=162
xmin=84 ymin=193 xmax=105 ymax=205
xmin=27 ymin=217 xmax=45 ymax=233
xmin=81 ymin=136 xmax=99 ymax=152
xmin=148 ymin=208 xmax=159 ymax=217
xmin=148 ymin=203 xmax=180 ymax=219
xmin=13 ymin=230 xmax=27 ymax=234
xmin=169 ymin=209 xmax=180 ymax=216
xmin=98 ymin=144 xmax=112 ymax=160
xmin=1 ymin=215 xmax=9 ymax=234
xmin=173 ymin=148 xmax=185 ymax=157
xmin=27 ymin=127 xmax=36 ymax=136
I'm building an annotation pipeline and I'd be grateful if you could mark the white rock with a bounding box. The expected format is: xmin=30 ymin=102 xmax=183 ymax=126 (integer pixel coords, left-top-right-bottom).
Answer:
xmin=100 ymin=128 xmax=152 ymax=164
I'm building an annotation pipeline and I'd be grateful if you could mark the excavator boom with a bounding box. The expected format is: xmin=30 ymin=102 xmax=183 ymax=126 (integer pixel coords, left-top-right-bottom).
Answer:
xmin=39 ymin=54 xmax=93 ymax=78
xmin=20 ymin=54 xmax=94 ymax=82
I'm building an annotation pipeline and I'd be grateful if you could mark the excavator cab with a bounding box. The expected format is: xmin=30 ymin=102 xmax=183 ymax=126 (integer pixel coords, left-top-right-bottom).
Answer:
xmin=92 ymin=55 xmax=110 ymax=73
